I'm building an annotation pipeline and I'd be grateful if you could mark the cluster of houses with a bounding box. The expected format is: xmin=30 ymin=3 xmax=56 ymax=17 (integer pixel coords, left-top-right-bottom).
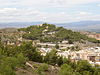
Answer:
xmin=88 ymin=34 xmax=100 ymax=40
xmin=67 ymin=47 xmax=100 ymax=65
xmin=39 ymin=43 xmax=100 ymax=65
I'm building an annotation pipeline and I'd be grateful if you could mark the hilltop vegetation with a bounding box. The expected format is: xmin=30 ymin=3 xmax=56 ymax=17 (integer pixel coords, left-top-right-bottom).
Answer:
xmin=19 ymin=23 xmax=99 ymax=43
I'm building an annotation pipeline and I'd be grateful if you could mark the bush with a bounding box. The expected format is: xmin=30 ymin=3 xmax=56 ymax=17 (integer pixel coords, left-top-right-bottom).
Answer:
xmin=59 ymin=64 xmax=74 ymax=75
xmin=36 ymin=63 xmax=48 ymax=75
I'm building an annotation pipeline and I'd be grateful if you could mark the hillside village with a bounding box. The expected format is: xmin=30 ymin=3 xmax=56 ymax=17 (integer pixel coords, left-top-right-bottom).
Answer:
xmin=0 ymin=23 xmax=100 ymax=66
xmin=1 ymin=0 xmax=100 ymax=74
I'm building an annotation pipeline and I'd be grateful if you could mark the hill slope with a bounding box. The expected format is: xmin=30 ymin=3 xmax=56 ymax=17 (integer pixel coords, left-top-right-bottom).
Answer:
xmin=19 ymin=23 xmax=99 ymax=43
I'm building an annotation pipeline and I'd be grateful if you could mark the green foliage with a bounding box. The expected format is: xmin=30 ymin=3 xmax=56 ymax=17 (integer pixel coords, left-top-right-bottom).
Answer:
xmin=59 ymin=64 xmax=74 ymax=75
xmin=38 ymin=63 xmax=48 ymax=72
xmin=59 ymin=60 xmax=100 ymax=75
xmin=76 ymin=60 xmax=94 ymax=73
xmin=16 ymin=53 xmax=27 ymax=67
xmin=57 ymin=56 xmax=64 ymax=66
xmin=55 ymin=44 xmax=59 ymax=49
xmin=35 ymin=63 xmax=48 ymax=75
xmin=82 ymin=71 xmax=91 ymax=75
xmin=44 ymin=49 xmax=58 ymax=65
xmin=44 ymin=49 xmax=71 ymax=66
xmin=0 ymin=41 xmax=43 ymax=75
xmin=0 ymin=53 xmax=26 ymax=75
xmin=93 ymin=68 xmax=100 ymax=75
xmin=68 ymin=39 xmax=73 ymax=44
xmin=20 ymin=23 xmax=98 ymax=43
xmin=0 ymin=65 xmax=16 ymax=75
xmin=19 ymin=42 xmax=43 ymax=62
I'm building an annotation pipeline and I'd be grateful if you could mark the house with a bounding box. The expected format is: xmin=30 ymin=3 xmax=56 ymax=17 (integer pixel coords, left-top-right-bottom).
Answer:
xmin=39 ymin=48 xmax=52 ymax=56
xmin=38 ymin=24 xmax=43 ymax=27
xmin=37 ymin=43 xmax=56 ymax=48
xmin=62 ymin=40 xmax=68 ymax=44
xmin=59 ymin=44 xmax=74 ymax=49
xmin=18 ymin=37 xmax=23 ymax=41
xmin=57 ymin=51 xmax=70 ymax=58
xmin=47 ymin=31 xmax=55 ymax=35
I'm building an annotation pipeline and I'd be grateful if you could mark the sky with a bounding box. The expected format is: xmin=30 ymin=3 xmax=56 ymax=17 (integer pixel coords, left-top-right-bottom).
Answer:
xmin=0 ymin=0 xmax=100 ymax=23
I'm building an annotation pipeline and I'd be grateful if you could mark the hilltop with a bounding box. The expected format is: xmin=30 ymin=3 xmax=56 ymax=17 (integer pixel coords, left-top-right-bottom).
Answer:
xmin=19 ymin=23 xmax=99 ymax=43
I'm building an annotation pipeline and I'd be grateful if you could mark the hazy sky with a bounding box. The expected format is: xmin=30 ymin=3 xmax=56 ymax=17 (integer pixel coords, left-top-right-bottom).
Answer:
xmin=0 ymin=0 xmax=100 ymax=23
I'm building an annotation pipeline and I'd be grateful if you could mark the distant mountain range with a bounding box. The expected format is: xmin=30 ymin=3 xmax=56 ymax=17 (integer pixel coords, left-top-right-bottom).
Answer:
xmin=56 ymin=21 xmax=100 ymax=33
xmin=0 ymin=21 xmax=100 ymax=33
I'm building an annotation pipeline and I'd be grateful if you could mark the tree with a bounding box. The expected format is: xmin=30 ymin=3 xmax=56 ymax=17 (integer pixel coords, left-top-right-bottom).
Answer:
xmin=93 ymin=68 xmax=100 ymax=75
xmin=76 ymin=60 xmax=95 ymax=74
xmin=55 ymin=44 xmax=59 ymax=49
xmin=36 ymin=63 xmax=49 ymax=75
xmin=0 ymin=65 xmax=16 ymax=75
xmin=59 ymin=64 xmax=74 ymax=75
xmin=19 ymin=42 xmax=43 ymax=62
xmin=57 ymin=56 xmax=64 ymax=66
xmin=44 ymin=49 xmax=58 ymax=65
xmin=16 ymin=53 xmax=27 ymax=67
xmin=82 ymin=71 xmax=91 ymax=75
xmin=68 ymin=39 xmax=73 ymax=44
